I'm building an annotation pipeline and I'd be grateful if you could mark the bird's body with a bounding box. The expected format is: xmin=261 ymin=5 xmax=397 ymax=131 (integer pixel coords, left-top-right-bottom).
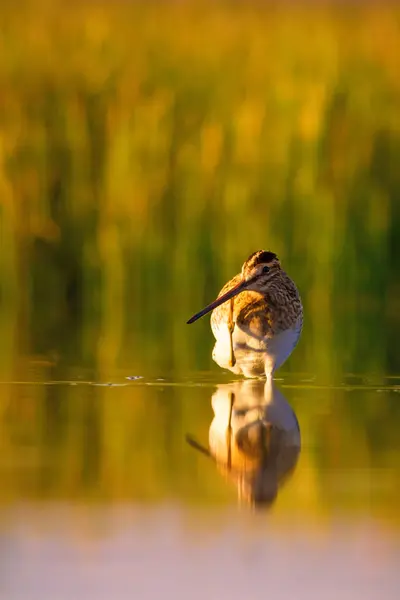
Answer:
xmin=211 ymin=270 xmax=302 ymax=378
xmin=188 ymin=250 xmax=303 ymax=379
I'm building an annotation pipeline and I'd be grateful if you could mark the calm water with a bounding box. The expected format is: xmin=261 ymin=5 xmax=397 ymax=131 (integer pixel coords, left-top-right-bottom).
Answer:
xmin=0 ymin=369 xmax=399 ymax=599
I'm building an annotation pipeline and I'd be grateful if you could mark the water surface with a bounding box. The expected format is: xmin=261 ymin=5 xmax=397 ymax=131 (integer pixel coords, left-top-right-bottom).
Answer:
xmin=0 ymin=370 xmax=398 ymax=599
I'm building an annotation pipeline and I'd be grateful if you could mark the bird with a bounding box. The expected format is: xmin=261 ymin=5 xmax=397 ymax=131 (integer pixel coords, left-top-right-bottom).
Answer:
xmin=187 ymin=250 xmax=303 ymax=379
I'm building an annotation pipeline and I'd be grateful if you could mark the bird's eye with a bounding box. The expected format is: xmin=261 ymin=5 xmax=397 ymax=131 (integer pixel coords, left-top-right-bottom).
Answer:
xmin=262 ymin=265 xmax=270 ymax=273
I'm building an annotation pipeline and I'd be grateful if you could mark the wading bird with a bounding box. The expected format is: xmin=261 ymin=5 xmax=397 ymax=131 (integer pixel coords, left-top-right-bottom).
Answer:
xmin=187 ymin=250 xmax=302 ymax=379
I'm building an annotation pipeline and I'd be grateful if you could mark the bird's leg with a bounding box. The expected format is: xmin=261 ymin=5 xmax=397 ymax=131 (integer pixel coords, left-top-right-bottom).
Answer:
xmin=226 ymin=392 xmax=234 ymax=471
xmin=228 ymin=297 xmax=236 ymax=367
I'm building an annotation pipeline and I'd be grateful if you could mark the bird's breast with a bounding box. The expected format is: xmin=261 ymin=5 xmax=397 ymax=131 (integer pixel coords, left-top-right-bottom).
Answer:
xmin=211 ymin=290 xmax=274 ymax=340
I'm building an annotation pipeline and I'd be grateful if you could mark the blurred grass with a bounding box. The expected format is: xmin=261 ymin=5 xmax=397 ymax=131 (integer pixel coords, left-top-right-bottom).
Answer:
xmin=0 ymin=0 xmax=399 ymax=379
xmin=0 ymin=0 xmax=399 ymax=515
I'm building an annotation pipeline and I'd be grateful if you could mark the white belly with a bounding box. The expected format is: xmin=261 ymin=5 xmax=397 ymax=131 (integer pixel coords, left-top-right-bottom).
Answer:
xmin=212 ymin=317 xmax=302 ymax=378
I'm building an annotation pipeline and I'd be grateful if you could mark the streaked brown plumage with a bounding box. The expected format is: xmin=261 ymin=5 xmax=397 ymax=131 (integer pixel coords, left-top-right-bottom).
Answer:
xmin=187 ymin=250 xmax=303 ymax=378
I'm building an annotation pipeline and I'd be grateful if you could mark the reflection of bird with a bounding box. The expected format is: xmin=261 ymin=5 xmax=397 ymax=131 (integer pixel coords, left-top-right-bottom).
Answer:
xmin=186 ymin=380 xmax=301 ymax=508
xmin=187 ymin=250 xmax=302 ymax=378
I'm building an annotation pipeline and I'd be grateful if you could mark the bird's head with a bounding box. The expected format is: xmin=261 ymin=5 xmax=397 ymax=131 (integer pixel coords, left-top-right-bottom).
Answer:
xmin=187 ymin=250 xmax=280 ymax=324
xmin=240 ymin=250 xmax=281 ymax=291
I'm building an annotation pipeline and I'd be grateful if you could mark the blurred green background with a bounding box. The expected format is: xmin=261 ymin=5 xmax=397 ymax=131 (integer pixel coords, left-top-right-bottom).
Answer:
xmin=0 ymin=1 xmax=399 ymax=515
xmin=0 ymin=0 xmax=399 ymax=380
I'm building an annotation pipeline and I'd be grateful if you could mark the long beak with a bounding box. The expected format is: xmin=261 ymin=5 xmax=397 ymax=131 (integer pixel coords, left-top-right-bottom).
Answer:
xmin=187 ymin=279 xmax=248 ymax=324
